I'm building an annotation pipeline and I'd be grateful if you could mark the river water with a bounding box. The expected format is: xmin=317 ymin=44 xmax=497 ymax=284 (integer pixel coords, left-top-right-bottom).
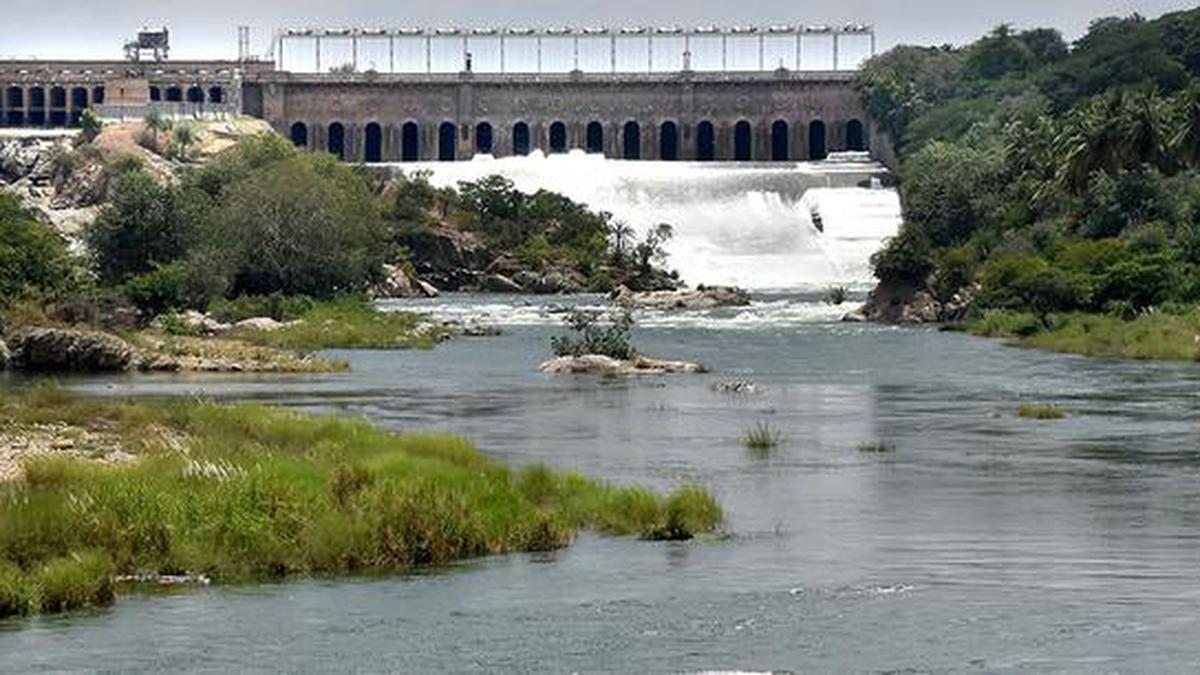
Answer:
xmin=3 ymin=160 xmax=1200 ymax=672
xmin=4 ymin=293 xmax=1200 ymax=672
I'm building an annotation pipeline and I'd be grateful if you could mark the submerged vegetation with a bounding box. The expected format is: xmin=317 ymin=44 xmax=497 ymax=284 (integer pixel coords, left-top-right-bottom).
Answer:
xmin=971 ymin=308 xmax=1200 ymax=361
xmin=740 ymin=421 xmax=784 ymax=452
xmin=0 ymin=385 xmax=723 ymax=618
xmin=231 ymin=296 xmax=449 ymax=351
xmin=1018 ymin=403 xmax=1066 ymax=420
xmin=861 ymin=8 xmax=1200 ymax=359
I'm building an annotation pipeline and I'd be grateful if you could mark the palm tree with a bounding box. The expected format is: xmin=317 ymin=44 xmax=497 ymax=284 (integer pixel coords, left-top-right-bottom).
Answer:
xmin=608 ymin=219 xmax=636 ymax=263
xmin=171 ymin=123 xmax=198 ymax=161
xmin=1170 ymin=84 xmax=1200 ymax=170
xmin=143 ymin=110 xmax=172 ymax=150
xmin=1118 ymin=89 xmax=1170 ymax=172
xmin=1055 ymin=93 xmax=1123 ymax=194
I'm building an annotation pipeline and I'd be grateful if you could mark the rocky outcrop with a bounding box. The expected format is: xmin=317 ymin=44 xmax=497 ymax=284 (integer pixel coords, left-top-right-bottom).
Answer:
xmin=848 ymin=278 xmax=977 ymax=324
xmin=405 ymin=225 xmax=491 ymax=291
xmin=374 ymin=263 xmax=439 ymax=299
xmin=150 ymin=311 xmax=232 ymax=335
xmin=539 ymin=354 xmax=705 ymax=375
xmin=611 ymin=284 xmax=751 ymax=311
xmin=0 ymin=338 xmax=9 ymax=370
xmin=8 ymin=328 xmax=135 ymax=372
xmin=234 ymin=317 xmax=284 ymax=332
xmin=482 ymin=273 xmax=524 ymax=293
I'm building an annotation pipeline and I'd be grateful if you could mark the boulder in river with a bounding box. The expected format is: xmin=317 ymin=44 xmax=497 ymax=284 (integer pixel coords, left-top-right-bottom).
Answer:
xmin=234 ymin=317 xmax=284 ymax=332
xmin=9 ymin=327 xmax=135 ymax=372
xmin=611 ymin=284 xmax=751 ymax=311
xmin=374 ymin=263 xmax=440 ymax=299
xmin=482 ymin=273 xmax=524 ymax=293
xmin=539 ymin=354 xmax=705 ymax=375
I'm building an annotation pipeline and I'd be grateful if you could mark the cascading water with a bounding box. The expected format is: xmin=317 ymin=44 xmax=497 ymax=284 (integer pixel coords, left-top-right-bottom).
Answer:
xmin=391 ymin=151 xmax=901 ymax=292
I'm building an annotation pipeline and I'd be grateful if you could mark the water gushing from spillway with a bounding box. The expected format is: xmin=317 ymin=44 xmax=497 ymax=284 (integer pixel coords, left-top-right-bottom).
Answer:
xmin=388 ymin=151 xmax=901 ymax=291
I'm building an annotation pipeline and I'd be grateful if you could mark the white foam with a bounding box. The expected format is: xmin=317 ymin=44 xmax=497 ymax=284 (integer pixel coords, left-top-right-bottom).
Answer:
xmin=387 ymin=153 xmax=901 ymax=291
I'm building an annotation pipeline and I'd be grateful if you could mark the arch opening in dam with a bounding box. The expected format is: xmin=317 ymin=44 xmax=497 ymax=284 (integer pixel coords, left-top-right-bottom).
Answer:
xmin=476 ymin=122 xmax=493 ymax=155
xmin=809 ymin=120 xmax=827 ymax=160
xmin=734 ymin=121 xmax=752 ymax=161
xmin=772 ymin=120 xmax=789 ymax=161
xmin=513 ymin=122 xmax=531 ymax=156
xmin=328 ymin=122 xmax=345 ymax=160
xmin=549 ymin=121 xmax=568 ymax=154
xmin=439 ymin=122 xmax=456 ymax=161
xmin=586 ymin=122 xmax=604 ymax=154
xmin=290 ymin=122 xmax=308 ymax=148
xmin=402 ymin=122 xmax=420 ymax=161
xmin=697 ymin=121 xmax=715 ymax=161
xmin=364 ymin=123 xmax=383 ymax=163
xmin=623 ymin=122 xmax=641 ymax=160
xmin=847 ymin=119 xmax=866 ymax=152
xmin=660 ymin=121 xmax=679 ymax=161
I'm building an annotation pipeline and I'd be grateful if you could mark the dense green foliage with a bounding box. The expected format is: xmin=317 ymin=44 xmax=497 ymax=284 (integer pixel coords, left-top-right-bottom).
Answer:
xmin=0 ymin=386 xmax=723 ymax=617
xmin=0 ymin=194 xmax=75 ymax=309
xmin=550 ymin=309 xmax=636 ymax=360
xmin=861 ymin=8 xmax=1200 ymax=335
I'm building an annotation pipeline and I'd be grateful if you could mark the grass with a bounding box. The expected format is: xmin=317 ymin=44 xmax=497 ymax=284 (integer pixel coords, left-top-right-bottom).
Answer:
xmin=231 ymin=296 xmax=451 ymax=351
xmin=968 ymin=309 xmax=1200 ymax=361
xmin=1017 ymin=403 xmax=1066 ymax=420
xmin=0 ymin=384 xmax=723 ymax=618
xmin=123 ymin=332 xmax=348 ymax=373
xmin=740 ymin=421 xmax=784 ymax=452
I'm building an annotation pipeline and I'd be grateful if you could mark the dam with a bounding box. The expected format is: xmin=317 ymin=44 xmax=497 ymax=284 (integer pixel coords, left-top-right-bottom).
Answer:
xmin=0 ymin=24 xmax=891 ymax=165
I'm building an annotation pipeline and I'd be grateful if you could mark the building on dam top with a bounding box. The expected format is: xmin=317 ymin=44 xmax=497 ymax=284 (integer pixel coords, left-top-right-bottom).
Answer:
xmin=1 ymin=25 xmax=888 ymax=163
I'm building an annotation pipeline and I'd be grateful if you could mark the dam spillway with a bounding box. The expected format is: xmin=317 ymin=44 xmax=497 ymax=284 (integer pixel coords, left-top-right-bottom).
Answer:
xmin=393 ymin=152 xmax=900 ymax=291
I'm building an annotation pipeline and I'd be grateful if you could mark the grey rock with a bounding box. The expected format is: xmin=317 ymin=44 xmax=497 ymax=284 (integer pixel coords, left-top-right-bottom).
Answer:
xmin=10 ymin=327 xmax=134 ymax=372
xmin=482 ymin=273 xmax=524 ymax=293
xmin=0 ymin=338 xmax=9 ymax=370
xmin=611 ymin=284 xmax=751 ymax=311
xmin=539 ymin=354 xmax=705 ymax=375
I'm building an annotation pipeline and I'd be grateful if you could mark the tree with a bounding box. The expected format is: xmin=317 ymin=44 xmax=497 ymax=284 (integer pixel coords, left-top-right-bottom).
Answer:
xmin=79 ymin=109 xmax=103 ymax=142
xmin=1017 ymin=28 xmax=1068 ymax=65
xmin=608 ymin=219 xmax=636 ymax=262
xmin=171 ymin=123 xmax=199 ymax=161
xmin=142 ymin=111 xmax=172 ymax=150
xmin=84 ymin=169 xmax=201 ymax=284
xmin=0 ymin=193 xmax=75 ymax=304
xmin=204 ymin=154 xmax=387 ymax=297
xmin=964 ymin=25 xmax=1038 ymax=80
xmin=634 ymin=224 xmax=673 ymax=272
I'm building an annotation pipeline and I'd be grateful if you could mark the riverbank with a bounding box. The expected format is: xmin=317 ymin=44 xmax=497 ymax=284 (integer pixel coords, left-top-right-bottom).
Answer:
xmin=0 ymin=384 xmax=723 ymax=618
xmin=968 ymin=309 xmax=1200 ymax=361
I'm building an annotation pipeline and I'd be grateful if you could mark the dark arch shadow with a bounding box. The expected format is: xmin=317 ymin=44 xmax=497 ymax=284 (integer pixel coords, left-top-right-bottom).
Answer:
xmin=696 ymin=120 xmax=715 ymax=161
xmin=809 ymin=120 xmax=827 ymax=160
xmin=327 ymin=122 xmax=346 ymax=160
xmin=623 ymin=121 xmax=641 ymax=160
xmin=149 ymin=86 xmax=161 ymax=102
xmin=402 ymin=122 xmax=419 ymax=161
xmin=549 ymin=121 xmax=567 ymax=154
xmin=208 ymin=86 xmax=224 ymax=104
xmin=734 ymin=120 xmax=752 ymax=161
xmin=475 ymin=122 xmax=493 ymax=155
xmin=186 ymin=86 xmax=204 ymax=104
xmin=847 ymin=119 xmax=867 ymax=152
xmin=659 ymin=121 xmax=678 ymax=161
xmin=513 ymin=122 xmax=530 ymax=156
xmin=290 ymin=122 xmax=308 ymax=148
xmin=586 ymin=122 xmax=603 ymax=154
xmin=439 ymin=122 xmax=457 ymax=161
xmin=165 ymin=86 xmax=182 ymax=102
xmin=364 ymin=122 xmax=383 ymax=163
xmin=70 ymin=87 xmax=88 ymax=126
xmin=92 ymin=86 xmax=105 ymax=105
xmin=771 ymin=120 xmax=789 ymax=161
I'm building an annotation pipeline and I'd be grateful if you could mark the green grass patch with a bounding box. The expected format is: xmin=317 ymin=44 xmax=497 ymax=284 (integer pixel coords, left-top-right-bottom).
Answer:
xmin=0 ymin=385 xmax=723 ymax=618
xmin=969 ymin=309 xmax=1200 ymax=361
xmin=231 ymin=296 xmax=450 ymax=351
xmin=1017 ymin=403 xmax=1066 ymax=420
xmin=740 ymin=421 xmax=784 ymax=452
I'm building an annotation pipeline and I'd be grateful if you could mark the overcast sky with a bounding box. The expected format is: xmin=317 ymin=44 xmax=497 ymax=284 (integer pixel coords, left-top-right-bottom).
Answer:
xmin=2 ymin=0 xmax=1195 ymax=63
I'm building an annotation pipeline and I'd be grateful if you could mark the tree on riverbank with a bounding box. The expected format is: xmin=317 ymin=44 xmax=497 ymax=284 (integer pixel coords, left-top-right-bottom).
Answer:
xmin=860 ymin=7 xmax=1200 ymax=337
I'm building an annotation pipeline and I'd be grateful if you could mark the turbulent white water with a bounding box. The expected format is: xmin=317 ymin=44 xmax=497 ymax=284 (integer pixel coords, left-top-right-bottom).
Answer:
xmin=392 ymin=151 xmax=901 ymax=291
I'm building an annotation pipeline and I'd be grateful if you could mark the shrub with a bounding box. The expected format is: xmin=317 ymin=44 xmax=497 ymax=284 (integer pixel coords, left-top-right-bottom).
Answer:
xmin=550 ymin=309 xmax=635 ymax=360
xmin=207 ymin=293 xmax=315 ymax=323
xmin=35 ymin=552 xmax=115 ymax=613
xmin=121 ymin=260 xmax=221 ymax=317
xmin=644 ymin=487 xmax=724 ymax=541
xmin=0 ymin=193 xmax=76 ymax=305
xmin=825 ymin=286 xmax=849 ymax=305
xmin=0 ymin=562 xmax=34 ymax=617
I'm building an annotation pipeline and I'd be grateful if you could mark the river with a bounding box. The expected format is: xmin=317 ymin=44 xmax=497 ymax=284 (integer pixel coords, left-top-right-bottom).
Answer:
xmin=2 ymin=159 xmax=1199 ymax=672
xmin=4 ymin=293 xmax=1200 ymax=671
